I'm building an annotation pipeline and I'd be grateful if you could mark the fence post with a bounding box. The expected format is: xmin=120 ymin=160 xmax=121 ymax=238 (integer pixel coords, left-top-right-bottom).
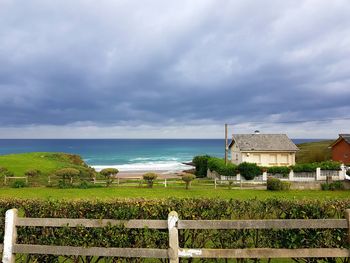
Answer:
xmin=289 ymin=170 xmax=294 ymax=181
xmin=346 ymin=209 xmax=350 ymax=245
xmin=316 ymin=167 xmax=321 ymax=181
xmin=4 ymin=175 xmax=6 ymax=185
xmin=165 ymin=178 xmax=167 ymax=188
xmin=214 ymin=178 xmax=217 ymax=189
xmin=262 ymin=171 xmax=267 ymax=181
xmin=168 ymin=211 xmax=179 ymax=263
xmin=2 ymin=209 xmax=18 ymax=263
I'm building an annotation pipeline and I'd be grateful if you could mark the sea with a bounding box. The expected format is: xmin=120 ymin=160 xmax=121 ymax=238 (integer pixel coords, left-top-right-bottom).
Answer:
xmin=0 ymin=139 xmax=326 ymax=173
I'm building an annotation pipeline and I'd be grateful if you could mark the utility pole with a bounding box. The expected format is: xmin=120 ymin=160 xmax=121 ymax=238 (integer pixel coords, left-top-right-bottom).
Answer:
xmin=224 ymin=123 xmax=228 ymax=165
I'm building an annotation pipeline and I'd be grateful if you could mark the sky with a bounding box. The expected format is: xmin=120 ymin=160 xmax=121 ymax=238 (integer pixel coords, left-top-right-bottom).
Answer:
xmin=0 ymin=0 xmax=350 ymax=139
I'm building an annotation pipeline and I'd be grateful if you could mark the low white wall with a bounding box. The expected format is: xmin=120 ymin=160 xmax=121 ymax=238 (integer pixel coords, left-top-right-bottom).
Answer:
xmin=208 ymin=166 xmax=347 ymax=183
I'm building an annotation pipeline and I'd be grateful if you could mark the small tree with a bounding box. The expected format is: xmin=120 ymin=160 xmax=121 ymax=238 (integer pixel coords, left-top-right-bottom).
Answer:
xmin=25 ymin=169 xmax=41 ymax=177
xmin=143 ymin=173 xmax=158 ymax=188
xmin=55 ymin=168 xmax=80 ymax=185
xmin=100 ymin=168 xmax=119 ymax=187
xmin=181 ymin=174 xmax=196 ymax=189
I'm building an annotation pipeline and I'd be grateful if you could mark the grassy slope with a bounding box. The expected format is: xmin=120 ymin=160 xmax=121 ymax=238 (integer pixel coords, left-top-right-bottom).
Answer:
xmin=0 ymin=187 xmax=349 ymax=200
xmin=0 ymin=152 xmax=87 ymax=185
xmin=296 ymin=140 xmax=333 ymax=163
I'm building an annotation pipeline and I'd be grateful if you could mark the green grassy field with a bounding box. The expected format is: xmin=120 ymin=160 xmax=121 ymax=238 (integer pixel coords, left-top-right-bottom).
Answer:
xmin=0 ymin=152 xmax=86 ymax=175
xmin=0 ymin=186 xmax=349 ymax=200
xmin=296 ymin=140 xmax=333 ymax=163
xmin=0 ymin=152 xmax=90 ymax=186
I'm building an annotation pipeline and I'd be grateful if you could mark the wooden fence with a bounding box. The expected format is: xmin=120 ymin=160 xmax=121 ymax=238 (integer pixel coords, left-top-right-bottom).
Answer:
xmin=2 ymin=209 xmax=350 ymax=262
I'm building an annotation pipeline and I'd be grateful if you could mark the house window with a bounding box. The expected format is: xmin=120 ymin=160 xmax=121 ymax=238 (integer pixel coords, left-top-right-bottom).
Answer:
xmin=280 ymin=154 xmax=289 ymax=164
xmin=269 ymin=154 xmax=277 ymax=165
xmin=251 ymin=154 xmax=261 ymax=164
xmin=235 ymin=154 xmax=238 ymax=161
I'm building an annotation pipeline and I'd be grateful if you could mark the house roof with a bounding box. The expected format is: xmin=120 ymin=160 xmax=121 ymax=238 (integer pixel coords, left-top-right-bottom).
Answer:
xmin=330 ymin=134 xmax=350 ymax=147
xmin=228 ymin=134 xmax=299 ymax=152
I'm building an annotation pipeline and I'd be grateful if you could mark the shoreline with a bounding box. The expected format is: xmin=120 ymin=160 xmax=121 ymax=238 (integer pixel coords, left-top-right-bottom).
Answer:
xmin=115 ymin=170 xmax=184 ymax=179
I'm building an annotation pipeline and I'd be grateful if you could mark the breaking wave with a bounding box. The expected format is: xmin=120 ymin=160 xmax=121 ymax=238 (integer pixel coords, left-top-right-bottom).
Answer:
xmin=92 ymin=161 xmax=193 ymax=173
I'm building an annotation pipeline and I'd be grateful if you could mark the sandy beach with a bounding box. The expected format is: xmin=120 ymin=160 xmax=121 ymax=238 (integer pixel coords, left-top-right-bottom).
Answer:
xmin=116 ymin=171 xmax=184 ymax=179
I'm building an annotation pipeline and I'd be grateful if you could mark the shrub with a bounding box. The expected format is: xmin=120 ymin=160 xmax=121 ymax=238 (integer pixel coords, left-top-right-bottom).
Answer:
xmin=207 ymin=157 xmax=237 ymax=177
xmin=281 ymin=181 xmax=291 ymax=190
xmin=291 ymin=163 xmax=317 ymax=173
xmin=143 ymin=173 xmax=158 ymax=188
xmin=55 ymin=168 xmax=80 ymax=185
xmin=267 ymin=177 xmax=282 ymax=191
xmin=318 ymin=161 xmax=341 ymax=171
xmin=321 ymin=181 xmax=344 ymax=191
xmin=292 ymin=161 xmax=341 ymax=173
xmin=0 ymin=198 xmax=348 ymax=262
xmin=0 ymin=166 xmax=8 ymax=174
xmin=79 ymin=181 xmax=89 ymax=189
xmin=238 ymin=162 xmax=261 ymax=180
xmin=181 ymin=174 xmax=196 ymax=189
xmin=192 ymin=155 xmax=211 ymax=178
xmin=11 ymin=180 xmax=26 ymax=188
xmin=100 ymin=168 xmax=119 ymax=187
xmin=24 ymin=169 xmax=41 ymax=177
xmin=267 ymin=166 xmax=291 ymax=177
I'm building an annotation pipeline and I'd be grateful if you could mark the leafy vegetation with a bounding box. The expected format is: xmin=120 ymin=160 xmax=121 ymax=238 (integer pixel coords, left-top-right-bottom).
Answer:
xmin=24 ymin=169 xmax=41 ymax=177
xmin=207 ymin=157 xmax=238 ymax=177
xmin=100 ymin=168 xmax=119 ymax=187
xmin=266 ymin=166 xmax=291 ymax=177
xmin=0 ymin=198 xmax=349 ymax=262
xmin=238 ymin=162 xmax=262 ymax=180
xmin=321 ymin=181 xmax=345 ymax=191
xmin=267 ymin=177 xmax=291 ymax=191
xmin=11 ymin=180 xmax=27 ymax=188
xmin=142 ymin=172 xmax=158 ymax=188
xmin=181 ymin=174 xmax=196 ymax=189
xmin=192 ymin=155 xmax=211 ymax=177
xmin=292 ymin=161 xmax=341 ymax=173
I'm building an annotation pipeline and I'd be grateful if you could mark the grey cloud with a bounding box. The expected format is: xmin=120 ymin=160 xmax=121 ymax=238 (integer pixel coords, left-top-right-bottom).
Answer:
xmin=0 ymin=0 xmax=350 ymax=134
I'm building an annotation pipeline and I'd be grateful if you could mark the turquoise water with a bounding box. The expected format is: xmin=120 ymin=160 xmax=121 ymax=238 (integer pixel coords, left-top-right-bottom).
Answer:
xmin=0 ymin=139 xmax=322 ymax=172
xmin=0 ymin=139 xmax=224 ymax=172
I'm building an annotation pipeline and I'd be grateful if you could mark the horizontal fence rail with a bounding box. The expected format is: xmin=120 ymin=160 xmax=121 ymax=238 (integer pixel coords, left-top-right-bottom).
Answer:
xmin=2 ymin=209 xmax=350 ymax=262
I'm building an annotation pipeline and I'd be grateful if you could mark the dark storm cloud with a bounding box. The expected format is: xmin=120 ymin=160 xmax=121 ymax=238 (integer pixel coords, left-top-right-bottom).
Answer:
xmin=1 ymin=0 xmax=350 ymax=129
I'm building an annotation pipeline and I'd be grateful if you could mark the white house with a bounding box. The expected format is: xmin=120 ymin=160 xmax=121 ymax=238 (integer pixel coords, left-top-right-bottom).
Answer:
xmin=228 ymin=132 xmax=299 ymax=167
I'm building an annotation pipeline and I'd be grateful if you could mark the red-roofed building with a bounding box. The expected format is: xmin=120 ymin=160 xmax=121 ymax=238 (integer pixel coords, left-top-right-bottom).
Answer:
xmin=330 ymin=134 xmax=350 ymax=164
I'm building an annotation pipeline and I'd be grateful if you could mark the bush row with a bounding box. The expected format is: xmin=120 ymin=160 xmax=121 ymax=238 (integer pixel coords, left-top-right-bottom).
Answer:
xmin=0 ymin=198 xmax=349 ymax=262
xmin=192 ymin=156 xmax=342 ymax=178
xmin=291 ymin=161 xmax=342 ymax=173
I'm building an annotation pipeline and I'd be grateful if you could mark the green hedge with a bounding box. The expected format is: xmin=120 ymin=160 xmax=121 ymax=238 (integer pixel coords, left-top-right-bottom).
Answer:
xmin=292 ymin=161 xmax=341 ymax=173
xmin=0 ymin=198 xmax=349 ymax=262
xmin=266 ymin=166 xmax=291 ymax=177
xmin=207 ymin=157 xmax=238 ymax=177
